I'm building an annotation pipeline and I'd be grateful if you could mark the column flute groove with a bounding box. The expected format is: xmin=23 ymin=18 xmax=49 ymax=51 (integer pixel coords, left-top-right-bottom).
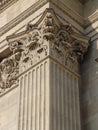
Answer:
xmin=18 ymin=77 xmax=23 ymax=130
xmin=65 ymin=72 xmax=68 ymax=130
xmin=27 ymin=72 xmax=32 ymax=130
xmin=31 ymin=70 xmax=36 ymax=130
xmin=61 ymin=69 xmax=64 ymax=130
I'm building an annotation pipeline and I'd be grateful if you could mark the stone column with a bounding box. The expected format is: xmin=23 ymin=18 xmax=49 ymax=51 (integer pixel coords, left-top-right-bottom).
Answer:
xmin=49 ymin=59 xmax=81 ymax=130
xmin=6 ymin=8 xmax=89 ymax=130
xmin=18 ymin=59 xmax=50 ymax=130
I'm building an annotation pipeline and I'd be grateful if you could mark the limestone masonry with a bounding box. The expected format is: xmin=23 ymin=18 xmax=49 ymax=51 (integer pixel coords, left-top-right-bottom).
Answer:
xmin=0 ymin=0 xmax=98 ymax=130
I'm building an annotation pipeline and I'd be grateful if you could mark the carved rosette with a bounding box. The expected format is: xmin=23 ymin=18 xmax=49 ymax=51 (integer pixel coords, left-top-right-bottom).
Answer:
xmin=1 ymin=8 xmax=89 ymax=92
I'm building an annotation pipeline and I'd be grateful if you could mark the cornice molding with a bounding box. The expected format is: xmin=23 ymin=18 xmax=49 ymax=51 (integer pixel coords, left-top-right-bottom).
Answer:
xmin=0 ymin=0 xmax=18 ymax=13
xmin=0 ymin=0 xmax=49 ymax=37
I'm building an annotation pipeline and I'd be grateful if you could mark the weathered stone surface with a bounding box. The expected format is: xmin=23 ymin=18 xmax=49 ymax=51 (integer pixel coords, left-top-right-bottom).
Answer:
xmin=0 ymin=1 xmax=98 ymax=130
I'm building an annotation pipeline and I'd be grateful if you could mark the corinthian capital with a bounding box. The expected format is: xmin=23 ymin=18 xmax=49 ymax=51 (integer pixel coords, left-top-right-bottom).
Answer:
xmin=6 ymin=8 xmax=89 ymax=73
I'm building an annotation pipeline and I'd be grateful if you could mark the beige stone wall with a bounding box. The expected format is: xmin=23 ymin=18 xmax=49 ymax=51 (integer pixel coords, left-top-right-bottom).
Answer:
xmin=0 ymin=87 xmax=19 ymax=130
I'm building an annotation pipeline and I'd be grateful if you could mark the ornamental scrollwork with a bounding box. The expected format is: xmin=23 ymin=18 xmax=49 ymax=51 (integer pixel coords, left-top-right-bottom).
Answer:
xmin=7 ymin=8 xmax=89 ymax=74
xmin=26 ymin=29 xmax=42 ymax=49
xmin=0 ymin=52 xmax=20 ymax=94
xmin=0 ymin=9 xmax=89 ymax=95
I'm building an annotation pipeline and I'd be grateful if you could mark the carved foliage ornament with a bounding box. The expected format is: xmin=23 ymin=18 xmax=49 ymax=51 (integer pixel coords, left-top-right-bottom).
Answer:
xmin=0 ymin=9 xmax=89 ymax=93
xmin=8 ymin=9 xmax=89 ymax=70
xmin=0 ymin=52 xmax=20 ymax=94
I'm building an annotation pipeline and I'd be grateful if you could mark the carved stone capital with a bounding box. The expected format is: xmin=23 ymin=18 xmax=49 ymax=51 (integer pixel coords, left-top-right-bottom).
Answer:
xmin=6 ymin=8 xmax=89 ymax=73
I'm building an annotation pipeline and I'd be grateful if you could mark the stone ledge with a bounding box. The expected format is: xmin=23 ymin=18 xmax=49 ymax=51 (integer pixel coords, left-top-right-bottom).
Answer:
xmin=0 ymin=0 xmax=18 ymax=13
xmin=0 ymin=0 xmax=48 ymax=37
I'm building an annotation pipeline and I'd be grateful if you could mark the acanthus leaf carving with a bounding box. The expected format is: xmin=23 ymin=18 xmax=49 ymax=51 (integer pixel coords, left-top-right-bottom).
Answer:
xmin=42 ymin=12 xmax=57 ymax=41
xmin=0 ymin=52 xmax=20 ymax=94
xmin=6 ymin=8 xmax=89 ymax=74
xmin=0 ymin=9 xmax=89 ymax=95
